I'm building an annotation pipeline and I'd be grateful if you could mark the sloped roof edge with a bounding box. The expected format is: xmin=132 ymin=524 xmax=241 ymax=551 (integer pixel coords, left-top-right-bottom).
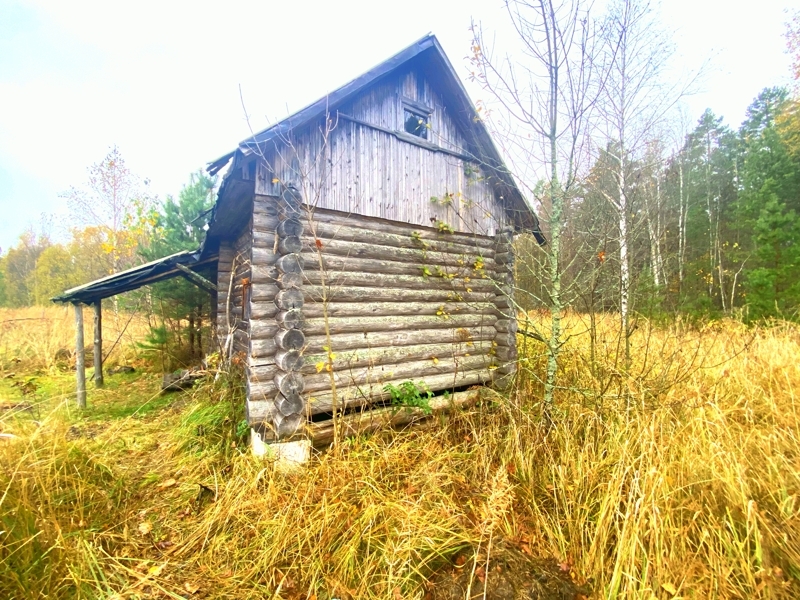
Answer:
xmin=52 ymin=250 xmax=216 ymax=304
xmin=206 ymin=34 xmax=542 ymax=236
xmin=206 ymin=34 xmax=438 ymax=175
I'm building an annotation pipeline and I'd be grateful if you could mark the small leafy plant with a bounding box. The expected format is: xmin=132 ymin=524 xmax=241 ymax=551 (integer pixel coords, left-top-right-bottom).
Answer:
xmin=384 ymin=381 xmax=434 ymax=414
xmin=435 ymin=266 xmax=455 ymax=279
xmin=435 ymin=220 xmax=454 ymax=234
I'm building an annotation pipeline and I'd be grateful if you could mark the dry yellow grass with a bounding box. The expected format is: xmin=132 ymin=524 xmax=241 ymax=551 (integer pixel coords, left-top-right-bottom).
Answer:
xmin=0 ymin=305 xmax=152 ymax=372
xmin=0 ymin=312 xmax=798 ymax=599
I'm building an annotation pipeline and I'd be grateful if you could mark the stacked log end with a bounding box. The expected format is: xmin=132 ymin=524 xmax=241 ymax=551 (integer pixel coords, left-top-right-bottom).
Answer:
xmin=271 ymin=186 xmax=307 ymax=439
xmin=493 ymin=227 xmax=517 ymax=388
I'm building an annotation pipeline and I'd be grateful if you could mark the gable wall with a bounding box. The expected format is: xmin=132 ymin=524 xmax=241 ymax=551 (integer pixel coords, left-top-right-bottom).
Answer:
xmin=253 ymin=67 xmax=509 ymax=236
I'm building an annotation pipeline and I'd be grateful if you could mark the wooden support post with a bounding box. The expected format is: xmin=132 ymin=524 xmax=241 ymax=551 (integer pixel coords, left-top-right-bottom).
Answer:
xmin=74 ymin=303 xmax=87 ymax=409
xmin=93 ymin=301 xmax=104 ymax=388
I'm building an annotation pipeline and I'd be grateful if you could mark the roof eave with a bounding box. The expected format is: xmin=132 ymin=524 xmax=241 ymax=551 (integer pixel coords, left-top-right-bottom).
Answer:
xmin=205 ymin=33 xmax=542 ymax=238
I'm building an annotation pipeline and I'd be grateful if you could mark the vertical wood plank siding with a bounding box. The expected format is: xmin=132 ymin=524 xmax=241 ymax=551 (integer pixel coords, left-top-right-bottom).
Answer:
xmin=253 ymin=68 xmax=508 ymax=237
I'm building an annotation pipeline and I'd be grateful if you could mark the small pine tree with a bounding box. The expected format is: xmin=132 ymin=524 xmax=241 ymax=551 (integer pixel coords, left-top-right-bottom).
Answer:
xmin=141 ymin=171 xmax=216 ymax=364
xmin=746 ymin=196 xmax=800 ymax=320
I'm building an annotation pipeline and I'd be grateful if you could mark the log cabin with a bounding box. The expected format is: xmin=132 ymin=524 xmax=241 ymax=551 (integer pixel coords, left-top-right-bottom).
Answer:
xmin=53 ymin=34 xmax=543 ymax=453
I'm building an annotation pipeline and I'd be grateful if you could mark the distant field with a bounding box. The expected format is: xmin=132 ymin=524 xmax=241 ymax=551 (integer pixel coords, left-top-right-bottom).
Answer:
xmin=0 ymin=309 xmax=798 ymax=599
xmin=0 ymin=305 xmax=153 ymax=373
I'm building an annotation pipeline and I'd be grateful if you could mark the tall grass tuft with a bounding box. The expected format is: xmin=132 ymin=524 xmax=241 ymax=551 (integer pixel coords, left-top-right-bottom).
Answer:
xmin=0 ymin=314 xmax=798 ymax=598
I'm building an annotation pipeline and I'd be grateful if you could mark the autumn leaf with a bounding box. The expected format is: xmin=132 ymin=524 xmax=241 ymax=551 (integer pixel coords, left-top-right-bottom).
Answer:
xmin=661 ymin=582 xmax=678 ymax=595
xmin=272 ymin=178 xmax=280 ymax=184
xmin=147 ymin=563 xmax=165 ymax=577
xmin=138 ymin=521 xmax=153 ymax=535
xmin=316 ymin=361 xmax=325 ymax=373
xmin=184 ymin=582 xmax=200 ymax=595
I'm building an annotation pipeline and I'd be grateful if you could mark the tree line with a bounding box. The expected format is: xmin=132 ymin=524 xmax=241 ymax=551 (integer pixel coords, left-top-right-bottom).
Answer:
xmin=1 ymin=1 xmax=798 ymax=336
xmin=467 ymin=0 xmax=800 ymax=405
xmin=0 ymin=146 xmax=216 ymax=361
xmin=471 ymin=1 xmax=800 ymax=327
xmin=514 ymin=87 xmax=800 ymax=323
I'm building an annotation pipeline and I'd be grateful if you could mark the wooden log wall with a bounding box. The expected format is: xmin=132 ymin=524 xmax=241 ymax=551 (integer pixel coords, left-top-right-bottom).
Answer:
xmin=269 ymin=187 xmax=307 ymax=438
xmin=245 ymin=195 xmax=279 ymax=430
xmin=245 ymin=199 xmax=514 ymax=442
xmin=216 ymin=217 xmax=253 ymax=357
xmin=299 ymin=207 xmax=501 ymax=418
xmin=493 ymin=227 xmax=517 ymax=388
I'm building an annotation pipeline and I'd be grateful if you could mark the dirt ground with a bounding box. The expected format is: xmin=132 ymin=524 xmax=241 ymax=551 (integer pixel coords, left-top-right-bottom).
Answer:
xmin=428 ymin=541 xmax=591 ymax=600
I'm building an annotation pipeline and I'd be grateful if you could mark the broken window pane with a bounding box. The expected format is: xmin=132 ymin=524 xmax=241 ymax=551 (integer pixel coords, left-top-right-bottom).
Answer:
xmin=404 ymin=108 xmax=428 ymax=139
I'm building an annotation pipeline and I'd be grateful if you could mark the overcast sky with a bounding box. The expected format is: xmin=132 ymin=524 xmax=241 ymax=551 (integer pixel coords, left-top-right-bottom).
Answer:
xmin=0 ymin=0 xmax=794 ymax=251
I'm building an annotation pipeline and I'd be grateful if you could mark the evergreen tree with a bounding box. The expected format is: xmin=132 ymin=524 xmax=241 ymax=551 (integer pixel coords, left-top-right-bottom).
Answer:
xmin=142 ymin=171 xmax=216 ymax=361
xmin=739 ymin=88 xmax=800 ymax=319
xmin=746 ymin=196 xmax=800 ymax=318
xmin=0 ymin=260 xmax=7 ymax=307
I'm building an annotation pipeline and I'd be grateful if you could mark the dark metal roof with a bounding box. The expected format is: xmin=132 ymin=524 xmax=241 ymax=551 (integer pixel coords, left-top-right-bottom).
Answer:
xmin=52 ymin=250 xmax=217 ymax=305
xmin=206 ymin=34 xmax=543 ymax=238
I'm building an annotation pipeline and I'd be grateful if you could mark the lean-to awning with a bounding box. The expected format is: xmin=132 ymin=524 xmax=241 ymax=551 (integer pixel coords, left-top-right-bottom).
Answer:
xmin=51 ymin=250 xmax=217 ymax=305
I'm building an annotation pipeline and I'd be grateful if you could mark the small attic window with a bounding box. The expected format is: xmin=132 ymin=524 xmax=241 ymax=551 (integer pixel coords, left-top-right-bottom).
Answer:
xmin=404 ymin=108 xmax=429 ymax=139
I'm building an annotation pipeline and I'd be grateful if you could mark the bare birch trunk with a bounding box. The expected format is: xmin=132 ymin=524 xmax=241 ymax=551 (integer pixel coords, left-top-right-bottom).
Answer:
xmin=616 ymin=152 xmax=630 ymax=360
xmin=545 ymin=147 xmax=563 ymax=409
xmin=644 ymin=174 xmax=663 ymax=287
xmin=678 ymin=158 xmax=686 ymax=288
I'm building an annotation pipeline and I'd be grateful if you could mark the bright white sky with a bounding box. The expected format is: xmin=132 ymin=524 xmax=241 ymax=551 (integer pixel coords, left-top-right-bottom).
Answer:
xmin=0 ymin=0 xmax=794 ymax=251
